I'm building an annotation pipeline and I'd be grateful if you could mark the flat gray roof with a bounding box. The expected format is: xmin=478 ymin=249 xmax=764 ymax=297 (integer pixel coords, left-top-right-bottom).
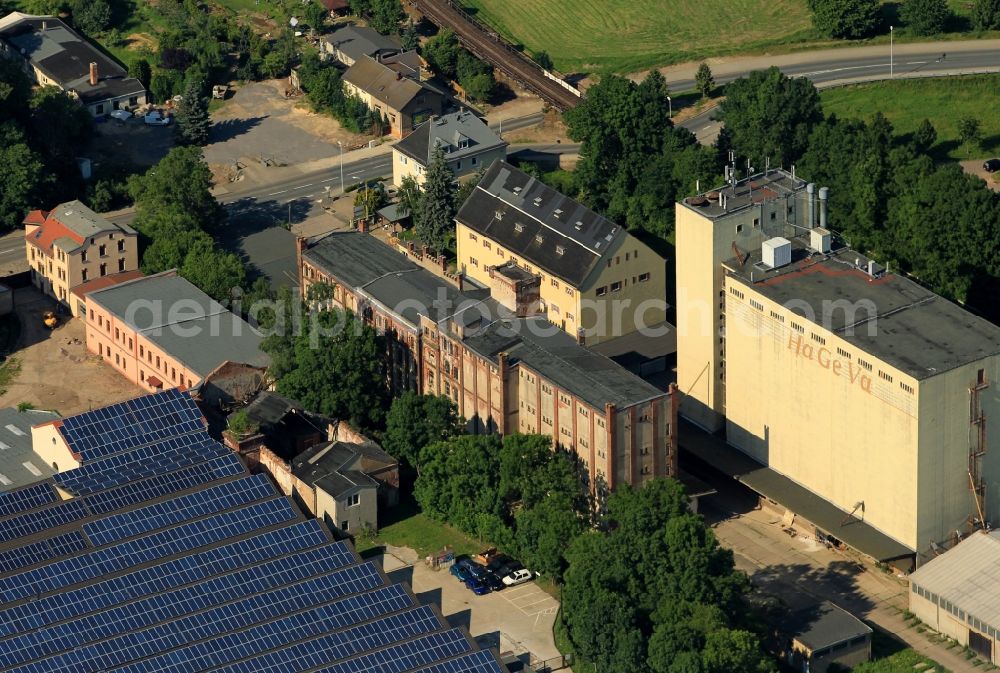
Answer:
xmin=460 ymin=312 xmax=665 ymax=410
xmin=909 ymin=530 xmax=1000 ymax=632
xmin=303 ymin=231 xmax=416 ymax=289
xmin=0 ymin=408 xmax=59 ymax=491
xmin=781 ymin=601 xmax=872 ymax=652
xmin=86 ymin=272 xmax=269 ymax=379
xmin=724 ymin=236 xmax=1000 ymax=380
xmin=678 ymin=168 xmax=807 ymax=220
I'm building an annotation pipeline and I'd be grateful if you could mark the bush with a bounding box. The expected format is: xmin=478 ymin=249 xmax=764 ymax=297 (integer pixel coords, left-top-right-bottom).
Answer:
xmin=900 ymin=0 xmax=951 ymax=35
xmin=807 ymin=0 xmax=881 ymax=38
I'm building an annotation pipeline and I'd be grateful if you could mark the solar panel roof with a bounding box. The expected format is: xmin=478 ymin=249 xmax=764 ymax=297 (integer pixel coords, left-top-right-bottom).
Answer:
xmin=0 ymin=391 xmax=507 ymax=673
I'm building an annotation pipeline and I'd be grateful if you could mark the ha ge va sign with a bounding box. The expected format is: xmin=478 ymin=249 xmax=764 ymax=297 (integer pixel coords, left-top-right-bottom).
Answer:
xmin=788 ymin=333 xmax=872 ymax=394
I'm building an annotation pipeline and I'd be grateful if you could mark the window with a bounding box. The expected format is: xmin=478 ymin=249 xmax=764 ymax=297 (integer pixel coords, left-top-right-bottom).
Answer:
xmin=752 ymin=217 xmax=760 ymax=228
xmin=471 ymin=157 xmax=478 ymax=165
xmin=625 ymin=252 xmax=630 ymax=261
xmin=82 ymin=268 xmax=88 ymax=282
xmin=858 ymin=358 xmax=873 ymax=372
xmin=347 ymin=493 xmax=360 ymax=507
xmin=810 ymin=333 xmax=826 ymax=345
xmin=836 ymin=347 xmax=851 ymax=359
xmin=117 ymin=239 xmax=125 ymax=252
xmin=483 ymin=240 xmax=491 ymax=250
xmin=610 ymin=281 xmax=622 ymax=293
xmin=399 ymin=155 xmax=407 ymax=164
xmin=155 ymin=355 xmax=160 ymax=368
xmin=470 ymin=258 xmax=478 ymax=268
xmin=96 ymin=104 xmax=104 ymax=114
xmin=115 ymin=327 xmax=119 ymax=340
xmin=118 ymin=258 xmax=126 ymax=272
xmin=878 ymin=370 xmax=893 ymax=383
xmin=551 ymin=278 xmax=559 ymax=288
xmin=128 ymin=338 xmax=133 ymax=350
xmin=638 ymin=272 xmax=650 ymax=282
xmin=129 ymin=96 xmax=138 ymax=106
xmin=341 ymin=520 xmax=349 ymax=531
xmin=99 ymin=263 xmax=107 ymax=277
xmin=139 ymin=345 xmax=144 ymax=357
xmin=81 ymin=250 xmax=88 ymax=263
xmin=596 ymin=286 xmax=607 ymax=296
xmin=514 ymin=223 xmax=524 ymax=233
xmin=736 ymin=224 xmax=743 ymax=234
xmin=750 ymin=299 xmax=764 ymax=312
xmin=791 ymin=322 xmax=804 ymax=334
xmin=99 ymin=244 xmax=107 ymax=257
xmin=469 ymin=232 xmax=478 ymax=241
xmin=565 ymin=286 xmax=572 ymax=295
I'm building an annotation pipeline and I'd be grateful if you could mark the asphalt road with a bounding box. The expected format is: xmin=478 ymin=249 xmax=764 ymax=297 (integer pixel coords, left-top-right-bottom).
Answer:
xmin=673 ymin=40 xmax=1000 ymax=143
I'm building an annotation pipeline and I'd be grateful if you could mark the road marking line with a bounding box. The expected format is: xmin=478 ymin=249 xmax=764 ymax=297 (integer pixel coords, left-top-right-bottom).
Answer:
xmin=266 ymin=189 xmax=289 ymax=196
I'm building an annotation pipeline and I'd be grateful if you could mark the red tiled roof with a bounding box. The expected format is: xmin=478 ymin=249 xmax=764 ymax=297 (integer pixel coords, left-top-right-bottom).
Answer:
xmin=146 ymin=375 xmax=164 ymax=388
xmin=23 ymin=210 xmax=49 ymax=226
xmin=71 ymin=270 xmax=145 ymax=300
xmin=25 ymin=215 xmax=86 ymax=255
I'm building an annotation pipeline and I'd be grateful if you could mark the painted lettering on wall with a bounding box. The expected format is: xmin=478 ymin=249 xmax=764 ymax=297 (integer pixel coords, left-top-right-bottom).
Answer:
xmin=788 ymin=334 xmax=871 ymax=394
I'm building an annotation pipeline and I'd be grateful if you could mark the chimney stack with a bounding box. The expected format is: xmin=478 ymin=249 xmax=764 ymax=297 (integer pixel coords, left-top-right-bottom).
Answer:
xmin=818 ymin=186 xmax=829 ymax=229
xmin=89 ymin=62 xmax=98 ymax=86
xmin=806 ymin=183 xmax=816 ymax=229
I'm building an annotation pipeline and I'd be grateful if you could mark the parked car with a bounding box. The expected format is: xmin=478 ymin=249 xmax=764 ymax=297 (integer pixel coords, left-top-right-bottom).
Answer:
xmin=455 ymin=557 xmax=477 ymax=570
xmin=144 ymin=110 xmax=171 ymax=126
xmin=494 ymin=559 xmax=525 ymax=580
xmin=483 ymin=572 xmax=504 ymax=592
xmin=109 ymin=109 xmax=132 ymax=121
xmin=984 ymin=158 xmax=1000 ymax=173
xmin=449 ymin=564 xmax=472 ymax=582
xmin=466 ymin=564 xmax=490 ymax=580
xmin=485 ymin=554 xmax=516 ymax=575
xmin=502 ymin=568 xmax=534 ymax=587
xmin=465 ymin=577 xmax=491 ymax=595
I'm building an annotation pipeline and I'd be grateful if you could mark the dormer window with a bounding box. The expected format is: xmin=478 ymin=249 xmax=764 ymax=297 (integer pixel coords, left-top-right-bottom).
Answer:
xmin=556 ymin=245 xmax=565 ymax=256
xmin=514 ymin=223 xmax=524 ymax=233
xmin=535 ymin=234 xmax=544 ymax=245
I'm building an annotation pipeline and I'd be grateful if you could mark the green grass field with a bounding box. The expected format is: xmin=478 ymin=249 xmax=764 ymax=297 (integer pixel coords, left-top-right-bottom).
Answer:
xmin=460 ymin=0 xmax=815 ymax=73
xmin=353 ymin=500 xmax=483 ymax=558
xmin=820 ymin=75 xmax=1000 ymax=160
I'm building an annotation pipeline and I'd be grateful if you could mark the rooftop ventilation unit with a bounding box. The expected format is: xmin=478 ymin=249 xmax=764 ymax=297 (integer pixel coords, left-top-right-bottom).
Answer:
xmin=535 ymin=234 xmax=544 ymax=245
xmin=810 ymin=227 xmax=831 ymax=254
xmin=574 ymin=221 xmax=583 ymax=230
xmin=533 ymin=197 xmax=542 ymax=206
xmin=556 ymin=245 xmax=565 ymax=255
xmin=554 ymin=208 xmax=563 ymax=217
xmin=762 ymin=237 xmax=791 ymax=269
xmin=494 ymin=210 xmax=503 ymax=220
xmin=513 ymin=186 xmax=522 ymax=194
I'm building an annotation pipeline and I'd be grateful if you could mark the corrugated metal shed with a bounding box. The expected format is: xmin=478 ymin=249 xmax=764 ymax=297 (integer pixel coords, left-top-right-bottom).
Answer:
xmin=909 ymin=530 xmax=1000 ymax=631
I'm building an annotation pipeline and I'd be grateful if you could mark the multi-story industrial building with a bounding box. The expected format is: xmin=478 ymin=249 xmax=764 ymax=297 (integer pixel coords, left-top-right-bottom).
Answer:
xmin=298 ymin=231 xmax=677 ymax=489
xmin=456 ymin=161 xmax=667 ymax=346
xmin=24 ymin=201 xmax=140 ymax=315
xmin=676 ymin=169 xmax=1000 ymax=567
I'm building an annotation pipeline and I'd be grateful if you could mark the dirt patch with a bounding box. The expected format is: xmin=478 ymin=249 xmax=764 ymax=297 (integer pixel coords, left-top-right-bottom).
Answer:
xmin=124 ymin=32 xmax=158 ymax=52
xmin=204 ymin=80 xmax=369 ymax=182
xmin=0 ymin=288 xmax=142 ymax=416
xmin=502 ymin=109 xmax=570 ymax=144
xmin=961 ymin=160 xmax=1000 ymax=192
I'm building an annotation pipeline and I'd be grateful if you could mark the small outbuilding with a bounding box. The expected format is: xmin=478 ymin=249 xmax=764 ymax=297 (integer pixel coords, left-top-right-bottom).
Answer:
xmin=778 ymin=601 xmax=872 ymax=673
xmin=909 ymin=529 xmax=1000 ymax=663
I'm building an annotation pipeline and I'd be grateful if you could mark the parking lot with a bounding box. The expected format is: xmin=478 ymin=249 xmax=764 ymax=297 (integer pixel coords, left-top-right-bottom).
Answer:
xmin=377 ymin=546 xmax=564 ymax=663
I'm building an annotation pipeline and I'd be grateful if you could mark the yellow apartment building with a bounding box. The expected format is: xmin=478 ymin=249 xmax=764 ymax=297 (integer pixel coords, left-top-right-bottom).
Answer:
xmin=24 ymin=201 xmax=139 ymax=316
xmin=675 ymin=169 xmax=1000 ymax=566
xmin=456 ymin=160 xmax=667 ymax=346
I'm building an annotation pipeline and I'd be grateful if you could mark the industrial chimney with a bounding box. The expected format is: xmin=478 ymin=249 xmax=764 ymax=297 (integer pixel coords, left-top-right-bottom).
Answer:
xmin=818 ymin=186 xmax=829 ymax=229
xmin=806 ymin=183 xmax=816 ymax=229
xmin=89 ymin=62 xmax=98 ymax=86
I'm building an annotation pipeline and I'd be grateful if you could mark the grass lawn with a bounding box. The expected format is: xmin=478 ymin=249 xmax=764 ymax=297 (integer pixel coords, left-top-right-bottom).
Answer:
xmin=820 ymin=75 xmax=1000 ymax=160
xmin=355 ymin=499 xmax=484 ymax=559
xmin=850 ymin=647 xmax=949 ymax=672
xmin=460 ymin=0 xmax=815 ymax=73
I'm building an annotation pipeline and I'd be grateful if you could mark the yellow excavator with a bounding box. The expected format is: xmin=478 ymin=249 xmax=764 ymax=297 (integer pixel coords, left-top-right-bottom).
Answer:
xmin=42 ymin=311 xmax=58 ymax=330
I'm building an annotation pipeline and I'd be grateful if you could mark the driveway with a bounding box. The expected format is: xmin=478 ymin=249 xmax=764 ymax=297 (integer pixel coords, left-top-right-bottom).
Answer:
xmin=377 ymin=546 xmax=564 ymax=665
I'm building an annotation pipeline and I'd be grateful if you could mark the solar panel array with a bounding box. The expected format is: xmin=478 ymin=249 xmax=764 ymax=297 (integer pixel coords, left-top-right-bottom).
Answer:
xmin=0 ymin=389 xmax=507 ymax=673
xmin=0 ymin=482 xmax=57 ymax=517
xmin=53 ymin=434 xmax=228 ymax=496
xmin=58 ymin=388 xmax=205 ymax=462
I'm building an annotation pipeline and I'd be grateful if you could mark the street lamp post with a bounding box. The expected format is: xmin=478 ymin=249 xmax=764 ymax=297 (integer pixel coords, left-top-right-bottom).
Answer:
xmin=890 ymin=26 xmax=894 ymax=79
xmin=336 ymin=141 xmax=345 ymax=194
xmin=667 ymin=96 xmax=672 ymax=119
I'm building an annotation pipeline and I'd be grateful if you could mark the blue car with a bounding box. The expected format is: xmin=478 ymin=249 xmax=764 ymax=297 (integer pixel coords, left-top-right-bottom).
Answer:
xmin=450 ymin=564 xmax=472 ymax=582
xmin=465 ymin=577 xmax=491 ymax=595
xmin=456 ymin=558 xmax=478 ymax=570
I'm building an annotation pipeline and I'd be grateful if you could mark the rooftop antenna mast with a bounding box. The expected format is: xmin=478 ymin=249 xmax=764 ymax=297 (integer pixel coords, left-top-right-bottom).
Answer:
xmin=728 ymin=150 xmax=737 ymax=186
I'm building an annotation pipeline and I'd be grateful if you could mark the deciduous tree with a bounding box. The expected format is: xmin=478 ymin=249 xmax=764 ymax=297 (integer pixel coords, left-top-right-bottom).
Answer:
xmin=807 ymin=0 xmax=881 ymax=38
xmin=383 ymin=392 xmax=464 ymax=469
xmin=900 ymin=0 xmax=951 ymax=34
xmin=695 ymin=62 xmax=715 ymax=98
xmin=972 ymin=0 xmax=1000 ymax=29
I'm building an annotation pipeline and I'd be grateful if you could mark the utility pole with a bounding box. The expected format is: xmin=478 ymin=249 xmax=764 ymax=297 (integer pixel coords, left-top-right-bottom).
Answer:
xmin=890 ymin=26 xmax=894 ymax=79
xmin=337 ymin=141 xmax=345 ymax=194
xmin=667 ymin=96 xmax=672 ymax=119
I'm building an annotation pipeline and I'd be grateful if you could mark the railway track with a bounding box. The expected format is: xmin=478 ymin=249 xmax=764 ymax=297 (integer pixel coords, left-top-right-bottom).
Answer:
xmin=412 ymin=0 xmax=582 ymax=111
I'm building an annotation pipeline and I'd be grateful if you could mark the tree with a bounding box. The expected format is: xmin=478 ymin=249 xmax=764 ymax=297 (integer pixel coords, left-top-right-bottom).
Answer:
xmin=72 ymin=0 xmax=112 ymax=34
xmin=180 ymin=238 xmax=247 ymax=302
xmin=383 ymin=392 xmax=464 ymax=469
xmin=913 ymin=118 xmax=938 ymax=152
xmin=701 ymin=629 xmax=775 ymax=673
xmin=695 ymin=62 xmax=715 ymax=99
xmin=368 ymin=0 xmax=404 ymax=34
xmin=414 ymin=146 xmax=457 ymax=252
xmin=513 ymin=493 xmax=584 ymax=581
xmin=958 ymin=116 xmax=982 ymax=152
xmin=414 ymin=434 xmax=503 ymax=532
xmin=807 ymin=0 xmax=880 ymax=38
xmin=303 ymin=0 xmax=328 ymax=30
xmin=462 ymin=72 xmax=494 ymax=102
xmin=176 ymin=78 xmax=211 ymax=146
xmin=401 ymin=19 xmax=419 ymax=51
xmin=900 ymin=0 xmax=951 ymax=34
xmin=422 ymin=29 xmax=459 ymax=79
xmin=128 ymin=57 xmax=152 ymax=90
xmin=262 ymin=307 xmax=391 ymax=432
xmin=972 ymin=0 xmax=1000 ymax=29
xmin=395 ymin=175 xmax=423 ymax=218
xmin=354 ymin=182 xmax=387 ymax=218
xmin=534 ymin=50 xmax=553 ymax=70
xmin=129 ymin=146 xmax=220 ymax=230
xmin=0 ymin=133 xmax=45 ymax=232
xmin=720 ymin=66 xmax=823 ymax=167
xmin=28 ymin=86 xmax=92 ymax=167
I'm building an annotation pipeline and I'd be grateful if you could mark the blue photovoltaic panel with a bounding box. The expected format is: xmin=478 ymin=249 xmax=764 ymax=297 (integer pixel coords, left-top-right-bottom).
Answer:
xmin=0 ymin=531 xmax=88 ymax=575
xmin=84 ymin=454 xmax=245 ymax=516
xmin=0 ymin=482 xmax=57 ymax=519
xmin=105 ymin=586 xmax=429 ymax=673
xmin=262 ymin=628 xmax=471 ymax=673
xmin=0 ymin=542 xmax=357 ymax=670
xmin=0 ymin=498 xmax=89 ymax=544
xmin=409 ymin=651 xmax=504 ymax=673
xmin=84 ymin=474 xmax=274 ymax=546
xmin=202 ymin=606 xmax=450 ymax=673
xmin=59 ymin=389 xmax=205 ymax=462
xmin=53 ymin=433 xmax=228 ymax=496
xmin=7 ymin=562 xmax=389 ymax=673
xmin=0 ymin=520 xmax=328 ymax=639
xmin=0 ymin=498 xmax=296 ymax=605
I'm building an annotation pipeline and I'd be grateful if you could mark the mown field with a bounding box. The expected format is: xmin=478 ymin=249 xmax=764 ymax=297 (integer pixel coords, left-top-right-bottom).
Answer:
xmin=459 ymin=0 xmax=816 ymax=73
xmin=820 ymin=74 xmax=1000 ymax=160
